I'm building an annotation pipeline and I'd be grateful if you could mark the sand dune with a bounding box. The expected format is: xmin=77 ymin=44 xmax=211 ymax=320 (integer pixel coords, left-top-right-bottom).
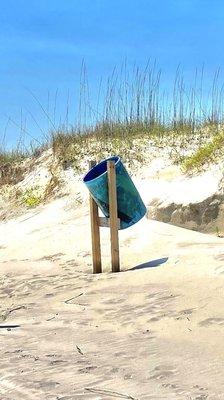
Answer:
xmin=1 ymin=198 xmax=224 ymax=399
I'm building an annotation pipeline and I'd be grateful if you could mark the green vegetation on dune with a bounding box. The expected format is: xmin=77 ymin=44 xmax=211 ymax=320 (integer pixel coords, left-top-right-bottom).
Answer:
xmin=51 ymin=121 xmax=166 ymax=171
xmin=1 ymin=120 xmax=224 ymax=183
xmin=1 ymin=64 xmax=224 ymax=176
xmin=51 ymin=121 xmax=224 ymax=173
xmin=0 ymin=149 xmax=27 ymax=165
xmin=21 ymin=186 xmax=42 ymax=208
xmin=183 ymin=130 xmax=224 ymax=171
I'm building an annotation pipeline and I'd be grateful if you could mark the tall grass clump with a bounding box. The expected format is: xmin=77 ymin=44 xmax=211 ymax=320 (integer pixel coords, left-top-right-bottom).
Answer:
xmin=0 ymin=149 xmax=26 ymax=165
xmin=2 ymin=61 xmax=224 ymax=173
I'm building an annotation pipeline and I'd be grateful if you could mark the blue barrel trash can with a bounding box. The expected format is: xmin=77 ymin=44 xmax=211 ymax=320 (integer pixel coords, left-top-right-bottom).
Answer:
xmin=83 ymin=156 xmax=146 ymax=230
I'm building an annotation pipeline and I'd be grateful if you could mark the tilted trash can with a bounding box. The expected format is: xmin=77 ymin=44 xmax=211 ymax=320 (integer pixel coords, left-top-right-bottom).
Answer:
xmin=83 ymin=156 xmax=146 ymax=229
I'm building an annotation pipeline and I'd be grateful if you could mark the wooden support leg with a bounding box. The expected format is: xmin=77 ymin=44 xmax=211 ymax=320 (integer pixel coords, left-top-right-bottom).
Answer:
xmin=89 ymin=161 xmax=102 ymax=274
xmin=107 ymin=160 xmax=120 ymax=272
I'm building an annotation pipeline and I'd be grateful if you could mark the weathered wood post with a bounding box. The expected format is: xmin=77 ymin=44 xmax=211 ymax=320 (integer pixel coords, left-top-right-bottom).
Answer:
xmin=107 ymin=160 xmax=120 ymax=272
xmin=89 ymin=161 xmax=102 ymax=274
xmin=89 ymin=160 xmax=120 ymax=273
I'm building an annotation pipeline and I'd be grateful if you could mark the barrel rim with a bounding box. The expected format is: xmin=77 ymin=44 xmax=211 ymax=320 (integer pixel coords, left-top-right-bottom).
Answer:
xmin=83 ymin=156 xmax=120 ymax=183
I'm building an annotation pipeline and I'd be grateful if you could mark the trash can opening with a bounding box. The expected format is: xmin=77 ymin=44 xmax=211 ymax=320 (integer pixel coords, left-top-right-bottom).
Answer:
xmin=83 ymin=156 xmax=119 ymax=182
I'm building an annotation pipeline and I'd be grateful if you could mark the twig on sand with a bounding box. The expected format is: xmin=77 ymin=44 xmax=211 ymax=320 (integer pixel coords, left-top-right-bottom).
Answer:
xmin=84 ymin=387 xmax=139 ymax=399
xmin=46 ymin=316 xmax=56 ymax=321
xmin=64 ymin=293 xmax=84 ymax=304
xmin=0 ymin=325 xmax=20 ymax=329
xmin=8 ymin=306 xmax=26 ymax=314
xmin=76 ymin=345 xmax=84 ymax=355
xmin=1 ymin=305 xmax=26 ymax=322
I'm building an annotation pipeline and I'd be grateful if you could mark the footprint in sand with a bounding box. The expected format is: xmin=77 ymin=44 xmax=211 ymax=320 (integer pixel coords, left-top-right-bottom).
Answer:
xmin=214 ymin=265 xmax=224 ymax=275
xmin=149 ymin=364 xmax=177 ymax=380
xmin=199 ymin=317 xmax=224 ymax=326
xmin=214 ymin=253 xmax=224 ymax=261
xmin=174 ymin=308 xmax=194 ymax=320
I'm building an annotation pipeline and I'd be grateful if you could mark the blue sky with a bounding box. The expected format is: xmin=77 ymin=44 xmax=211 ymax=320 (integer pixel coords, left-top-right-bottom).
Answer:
xmin=1 ymin=0 xmax=224 ymax=148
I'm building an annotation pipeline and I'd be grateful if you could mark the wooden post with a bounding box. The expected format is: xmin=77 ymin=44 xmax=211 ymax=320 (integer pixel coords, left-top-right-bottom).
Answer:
xmin=107 ymin=160 xmax=120 ymax=272
xmin=89 ymin=161 xmax=102 ymax=274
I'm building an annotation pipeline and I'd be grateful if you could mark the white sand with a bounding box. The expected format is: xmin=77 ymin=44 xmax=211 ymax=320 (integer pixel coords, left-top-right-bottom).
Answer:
xmin=136 ymin=162 xmax=223 ymax=207
xmin=1 ymin=197 xmax=224 ymax=399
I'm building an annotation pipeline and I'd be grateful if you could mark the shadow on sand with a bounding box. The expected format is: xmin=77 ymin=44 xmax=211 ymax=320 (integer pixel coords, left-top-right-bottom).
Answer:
xmin=131 ymin=257 xmax=169 ymax=271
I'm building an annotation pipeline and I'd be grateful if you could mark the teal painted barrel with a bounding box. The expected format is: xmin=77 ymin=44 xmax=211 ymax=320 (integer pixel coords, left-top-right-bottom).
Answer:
xmin=83 ymin=156 xmax=146 ymax=230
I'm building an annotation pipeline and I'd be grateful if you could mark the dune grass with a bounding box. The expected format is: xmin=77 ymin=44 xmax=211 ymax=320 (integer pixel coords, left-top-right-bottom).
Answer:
xmin=1 ymin=63 xmax=224 ymax=176
xmin=183 ymin=130 xmax=224 ymax=171
xmin=0 ymin=149 xmax=27 ymax=165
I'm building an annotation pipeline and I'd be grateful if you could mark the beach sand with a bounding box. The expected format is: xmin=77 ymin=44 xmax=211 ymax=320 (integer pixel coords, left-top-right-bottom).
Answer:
xmin=0 ymin=198 xmax=224 ymax=399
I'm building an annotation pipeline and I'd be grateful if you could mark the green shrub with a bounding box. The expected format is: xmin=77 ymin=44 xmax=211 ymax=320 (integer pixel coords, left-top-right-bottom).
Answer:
xmin=21 ymin=187 xmax=42 ymax=208
xmin=182 ymin=132 xmax=224 ymax=171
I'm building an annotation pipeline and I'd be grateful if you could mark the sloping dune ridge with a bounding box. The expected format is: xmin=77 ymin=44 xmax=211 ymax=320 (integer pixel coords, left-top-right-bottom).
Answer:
xmin=1 ymin=196 xmax=224 ymax=399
